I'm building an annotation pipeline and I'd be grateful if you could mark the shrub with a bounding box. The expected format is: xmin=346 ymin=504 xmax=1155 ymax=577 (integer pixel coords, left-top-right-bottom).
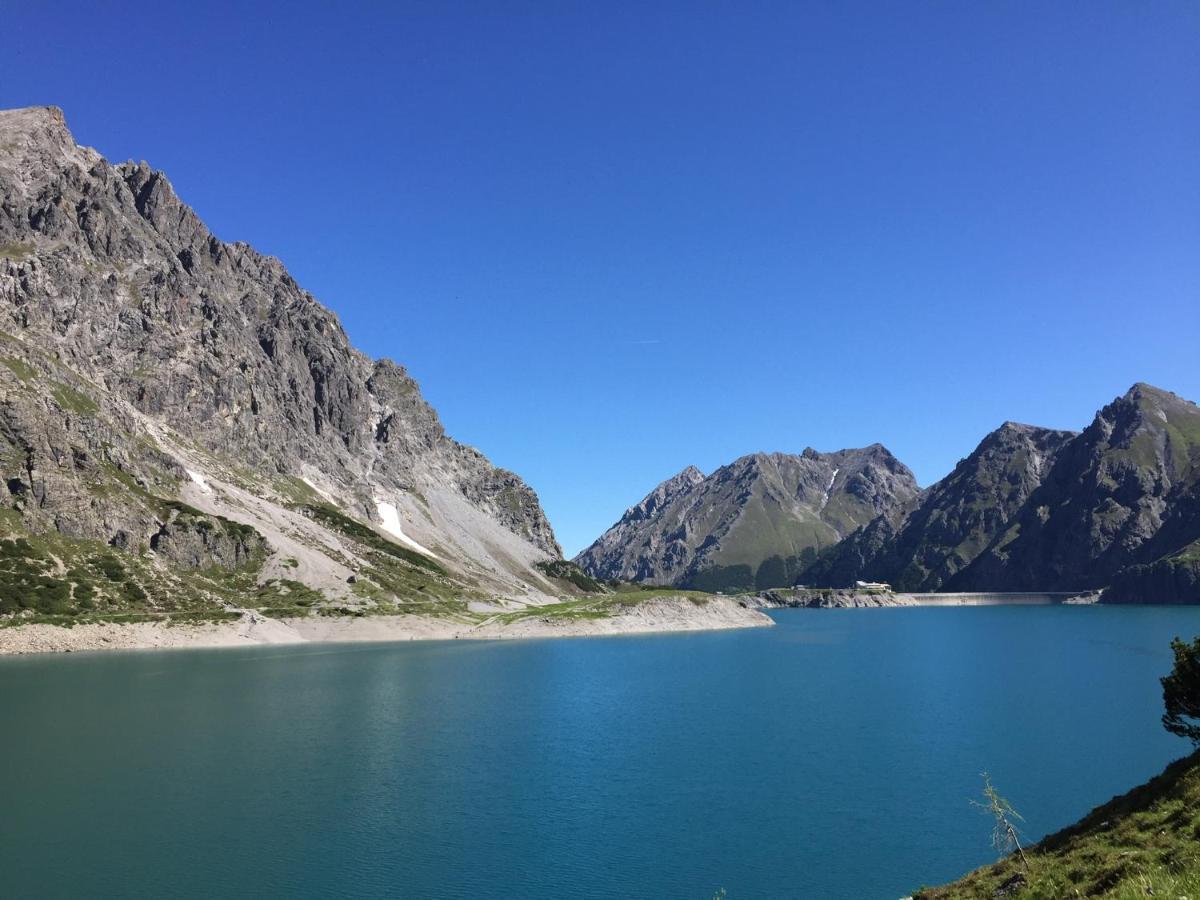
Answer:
xmin=1162 ymin=636 xmax=1200 ymax=744
xmin=97 ymin=555 xmax=125 ymax=581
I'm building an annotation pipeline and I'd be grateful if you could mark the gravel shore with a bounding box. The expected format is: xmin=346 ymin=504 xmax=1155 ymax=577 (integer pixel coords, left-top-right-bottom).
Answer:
xmin=0 ymin=597 xmax=773 ymax=655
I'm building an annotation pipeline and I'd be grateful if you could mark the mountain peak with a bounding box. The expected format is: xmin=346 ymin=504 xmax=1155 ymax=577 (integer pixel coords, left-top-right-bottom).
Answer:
xmin=575 ymin=444 xmax=919 ymax=589
xmin=0 ymin=105 xmax=83 ymax=159
xmin=0 ymin=103 xmax=563 ymax=608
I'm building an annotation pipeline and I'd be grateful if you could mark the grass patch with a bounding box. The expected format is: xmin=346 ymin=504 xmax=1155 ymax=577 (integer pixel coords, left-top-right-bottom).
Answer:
xmin=0 ymin=242 xmax=34 ymax=260
xmin=0 ymin=357 xmax=37 ymax=382
xmin=50 ymin=382 xmax=98 ymax=416
xmin=535 ymin=559 xmax=608 ymax=593
xmin=252 ymin=578 xmax=323 ymax=609
xmin=916 ymin=750 xmax=1200 ymax=899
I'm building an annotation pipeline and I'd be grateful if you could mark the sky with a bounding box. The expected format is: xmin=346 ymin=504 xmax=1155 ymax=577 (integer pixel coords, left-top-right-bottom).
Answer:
xmin=3 ymin=2 xmax=1198 ymax=556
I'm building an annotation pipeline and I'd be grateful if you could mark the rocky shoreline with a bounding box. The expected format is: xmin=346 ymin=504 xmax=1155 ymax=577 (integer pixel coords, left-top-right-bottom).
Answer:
xmin=0 ymin=596 xmax=773 ymax=656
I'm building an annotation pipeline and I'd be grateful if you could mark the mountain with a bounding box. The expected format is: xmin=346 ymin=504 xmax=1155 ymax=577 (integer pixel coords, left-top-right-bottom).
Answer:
xmin=0 ymin=105 xmax=568 ymax=620
xmin=804 ymin=383 xmax=1200 ymax=601
xmin=574 ymin=445 xmax=919 ymax=591
xmin=952 ymin=384 xmax=1200 ymax=593
xmin=802 ymin=422 xmax=1077 ymax=591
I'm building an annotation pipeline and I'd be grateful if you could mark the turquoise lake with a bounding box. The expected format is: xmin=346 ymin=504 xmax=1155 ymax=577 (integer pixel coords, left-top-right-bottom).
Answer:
xmin=3 ymin=605 xmax=1200 ymax=898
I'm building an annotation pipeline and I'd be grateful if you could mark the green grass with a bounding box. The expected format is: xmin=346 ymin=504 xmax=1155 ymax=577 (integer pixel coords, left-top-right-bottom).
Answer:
xmin=915 ymin=750 xmax=1200 ymax=899
xmin=0 ymin=511 xmax=273 ymax=623
xmin=50 ymin=382 xmax=98 ymax=416
xmin=0 ymin=242 xmax=34 ymax=260
xmin=535 ymin=559 xmax=608 ymax=593
xmin=272 ymin=475 xmax=324 ymax=506
xmin=0 ymin=356 xmax=37 ymax=382
xmin=251 ymin=578 xmax=323 ymax=610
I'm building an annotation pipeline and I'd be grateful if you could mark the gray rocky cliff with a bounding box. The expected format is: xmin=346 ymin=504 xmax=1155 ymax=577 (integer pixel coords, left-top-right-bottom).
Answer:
xmin=0 ymin=106 xmax=561 ymax=611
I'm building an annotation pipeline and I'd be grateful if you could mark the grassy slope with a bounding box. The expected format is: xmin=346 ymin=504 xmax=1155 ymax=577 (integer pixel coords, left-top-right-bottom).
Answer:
xmin=916 ymin=750 xmax=1200 ymax=899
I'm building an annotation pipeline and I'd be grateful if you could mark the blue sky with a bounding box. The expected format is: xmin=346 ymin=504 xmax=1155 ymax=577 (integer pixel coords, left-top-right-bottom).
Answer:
xmin=4 ymin=2 xmax=1198 ymax=556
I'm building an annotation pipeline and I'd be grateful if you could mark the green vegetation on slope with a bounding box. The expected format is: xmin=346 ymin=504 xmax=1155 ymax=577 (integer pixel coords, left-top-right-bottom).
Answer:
xmin=915 ymin=751 xmax=1200 ymax=899
xmin=535 ymin=558 xmax=609 ymax=593
xmin=0 ymin=521 xmax=264 ymax=625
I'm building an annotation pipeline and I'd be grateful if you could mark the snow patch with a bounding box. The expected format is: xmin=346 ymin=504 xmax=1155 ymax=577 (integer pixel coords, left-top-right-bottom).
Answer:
xmin=819 ymin=468 xmax=839 ymax=511
xmin=186 ymin=469 xmax=212 ymax=494
xmin=375 ymin=499 xmax=439 ymax=559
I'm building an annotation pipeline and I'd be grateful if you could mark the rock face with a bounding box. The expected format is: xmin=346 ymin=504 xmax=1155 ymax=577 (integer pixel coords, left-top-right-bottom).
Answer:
xmin=805 ymin=384 xmax=1200 ymax=601
xmin=574 ymin=445 xmax=919 ymax=591
xmin=0 ymin=106 xmax=561 ymax=603
xmin=803 ymin=422 xmax=1077 ymax=591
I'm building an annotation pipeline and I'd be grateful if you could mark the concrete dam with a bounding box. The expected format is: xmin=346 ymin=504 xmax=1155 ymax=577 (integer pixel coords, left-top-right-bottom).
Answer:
xmin=895 ymin=592 xmax=1088 ymax=606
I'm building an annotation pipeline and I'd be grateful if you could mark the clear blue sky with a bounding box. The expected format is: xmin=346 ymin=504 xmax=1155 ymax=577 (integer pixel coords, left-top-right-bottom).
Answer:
xmin=4 ymin=2 xmax=1198 ymax=556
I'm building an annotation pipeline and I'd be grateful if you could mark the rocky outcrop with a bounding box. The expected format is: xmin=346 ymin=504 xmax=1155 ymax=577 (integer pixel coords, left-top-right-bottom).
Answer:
xmin=0 ymin=106 xmax=560 ymax=598
xmin=575 ymin=445 xmax=919 ymax=591
xmin=1101 ymin=541 xmax=1200 ymax=604
xmin=149 ymin=507 xmax=269 ymax=570
xmin=745 ymin=588 xmax=909 ymax=608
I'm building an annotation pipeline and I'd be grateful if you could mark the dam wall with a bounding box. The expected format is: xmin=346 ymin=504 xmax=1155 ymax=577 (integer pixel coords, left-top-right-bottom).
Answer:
xmin=896 ymin=592 xmax=1087 ymax=606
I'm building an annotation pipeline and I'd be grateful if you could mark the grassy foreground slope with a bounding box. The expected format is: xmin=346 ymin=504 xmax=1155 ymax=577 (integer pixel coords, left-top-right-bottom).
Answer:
xmin=916 ymin=750 xmax=1200 ymax=899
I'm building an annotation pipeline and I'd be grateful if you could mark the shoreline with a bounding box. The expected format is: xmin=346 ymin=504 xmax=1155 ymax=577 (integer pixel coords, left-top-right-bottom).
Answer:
xmin=0 ymin=596 xmax=774 ymax=656
xmin=745 ymin=588 xmax=1097 ymax=609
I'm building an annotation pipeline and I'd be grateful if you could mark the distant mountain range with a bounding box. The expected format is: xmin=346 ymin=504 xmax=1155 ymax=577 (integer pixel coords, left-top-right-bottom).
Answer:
xmin=577 ymin=384 xmax=1200 ymax=602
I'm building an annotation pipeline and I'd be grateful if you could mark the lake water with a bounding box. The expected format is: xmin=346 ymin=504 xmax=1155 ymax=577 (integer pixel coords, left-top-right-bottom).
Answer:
xmin=2 ymin=605 xmax=1199 ymax=899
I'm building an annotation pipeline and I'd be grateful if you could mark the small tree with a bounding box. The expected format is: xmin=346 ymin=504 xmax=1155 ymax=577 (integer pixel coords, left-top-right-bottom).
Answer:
xmin=973 ymin=773 xmax=1029 ymax=871
xmin=1162 ymin=636 xmax=1200 ymax=745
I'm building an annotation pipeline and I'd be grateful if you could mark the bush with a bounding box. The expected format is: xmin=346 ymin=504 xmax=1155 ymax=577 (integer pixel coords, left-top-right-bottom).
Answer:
xmin=97 ymin=555 xmax=125 ymax=581
xmin=535 ymin=559 xmax=606 ymax=592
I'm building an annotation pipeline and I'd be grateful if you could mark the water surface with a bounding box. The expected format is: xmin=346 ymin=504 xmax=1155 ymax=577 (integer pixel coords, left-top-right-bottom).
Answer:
xmin=2 ymin=605 xmax=1198 ymax=898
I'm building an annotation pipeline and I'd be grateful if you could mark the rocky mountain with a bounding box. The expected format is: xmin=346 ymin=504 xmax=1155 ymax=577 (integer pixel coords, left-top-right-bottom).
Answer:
xmin=575 ymin=445 xmax=919 ymax=591
xmin=804 ymin=384 xmax=1200 ymax=601
xmin=953 ymin=383 xmax=1200 ymax=594
xmin=802 ymin=422 xmax=1077 ymax=591
xmin=0 ymin=105 xmax=569 ymax=621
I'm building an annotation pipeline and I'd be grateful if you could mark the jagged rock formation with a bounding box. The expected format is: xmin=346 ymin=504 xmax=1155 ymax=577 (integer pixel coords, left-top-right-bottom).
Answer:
xmin=0 ymin=105 xmax=564 ymax=615
xmin=803 ymin=422 xmax=1077 ymax=591
xmin=804 ymin=384 xmax=1200 ymax=601
xmin=574 ymin=446 xmax=919 ymax=591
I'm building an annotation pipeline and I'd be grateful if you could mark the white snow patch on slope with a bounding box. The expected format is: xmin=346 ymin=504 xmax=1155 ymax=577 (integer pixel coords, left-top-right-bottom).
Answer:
xmin=375 ymin=499 xmax=439 ymax=559
xmin=819 ymin=468 xmax=839 ymax=511
xmin=186 ymin=469 xmax=212 ymax=494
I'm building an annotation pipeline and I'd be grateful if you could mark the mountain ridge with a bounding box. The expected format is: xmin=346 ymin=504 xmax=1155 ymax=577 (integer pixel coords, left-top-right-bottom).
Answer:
xmin=575 ymin=443 xmax=919 ymax=591
xmin=579 ymin=383 xmax=1200 ymax=602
